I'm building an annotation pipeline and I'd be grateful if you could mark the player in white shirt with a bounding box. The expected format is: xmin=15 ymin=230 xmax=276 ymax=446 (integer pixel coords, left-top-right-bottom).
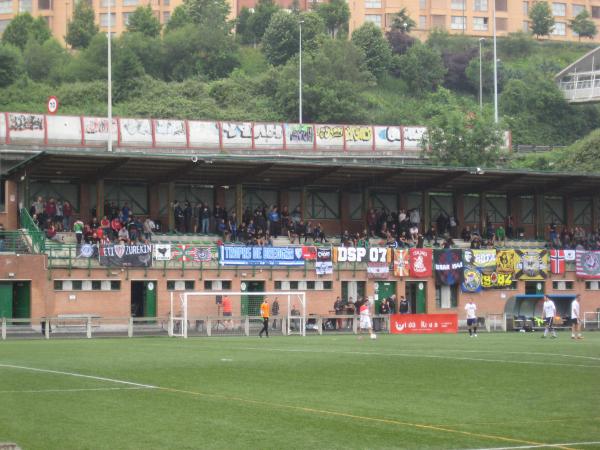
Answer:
xmin=359 ymin=298 xmax=375 ymax=339
xmin=571 ymin=294 xmax=583 ymax=340
xmin=464 ymin=299 xmax=478 ymax=337
xmin=542 ymin=296 xmax=557 ymax=338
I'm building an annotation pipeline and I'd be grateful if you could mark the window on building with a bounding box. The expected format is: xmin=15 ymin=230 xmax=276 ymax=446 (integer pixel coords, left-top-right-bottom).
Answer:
xmin=435 ymin=284 xmax=457 ymax=308
xmin=522 ymin=1 xmax=528 ymax=14
xmin=342 ymin=281 xmax=365 ymax=301
xmin=451 ymin=0 xmax=464 ymax=10
xmin=431 ymin=14 xmax=446 ymax=28
xmin=522 ymin=20 xmax=529 ymax=31
xmin=18 ymin=0 xmax=31 ymax=12
xmin=451 ymin=15 xmax=465 ymax=29
xmin=167 ymin=280 xmax=195 ymax=291
xmin=592 ymin=6 xmax=600 ymax=18
xmin=474 ymin=0 xmax=487 ymax=11
xmin=100 ymin=13 xmax=116 ymax=26
xmin=54 ymin=280 xmax=121 ymax=291
xmin=552 ymin=21 xmax=566 ymax=34
xmin=420 ymin=0 xmax=426 ymax=8
xmin=100 ymin=0 xmax=115 ymax=6
xmin=37 ymin=0 xmax=51 ymax=9
xmin=163 ymin=0 xmax=170 ymax=5
xmin=473 ymin=16 xmax=488 ymax=30
xmin=274 ymin=280 xmax=332 ymax=290
xmin=123 ymin=0 xmax=137 ymax=5
xmin=552 ymin=280 xmax=574 ymax=290
xmin=366 ymin=0 xmax=382 ymax=8
xmin=0 ymin=19 xmax=10 ymax=33
xmin=204 ymin=280 xmax=232 ymax=291
xmin=495 ymin=17 xmax=507 ymax=30
xmin=495 ymin=0 xmax=507 ymax=11
xmin=162 ymin=11 xmax=170 ymax=22
xmin=0 ymin=0 xmax=11 ymax=13
xmin=123 ymin=12 xmax=131 ymax=25
xmin=552 ymin=2 xmax=566 ymax=16
xmin=585 ymin=281 xmax=600 ymax=290
xmin=572 ymin=4 xmax=585 ymax=15
xmin=419 ymin=15 xmax=427 ymax=28
xmin=365 ymin=14 xmax=382 ymax=26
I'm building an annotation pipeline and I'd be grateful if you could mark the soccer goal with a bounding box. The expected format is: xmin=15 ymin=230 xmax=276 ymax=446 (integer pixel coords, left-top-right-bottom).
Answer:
xmin=169 ymin=291 xmax=307 ymax=338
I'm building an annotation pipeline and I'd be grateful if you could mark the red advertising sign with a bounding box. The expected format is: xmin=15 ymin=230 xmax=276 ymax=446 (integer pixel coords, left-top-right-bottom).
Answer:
xmin=390 ymin=314 xmax=458 ymax=334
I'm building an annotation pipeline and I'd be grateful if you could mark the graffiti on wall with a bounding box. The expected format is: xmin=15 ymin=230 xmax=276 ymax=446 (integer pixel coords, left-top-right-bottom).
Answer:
xmin=121 ymin=119 xmax=152 ymax=136
xmin=222 ymin=122 xmax=252 ymax=139
xmin=85 ymin=118 xmax=111 ymax=134
xmin=254 ymin=124 xmax=283 ymax=147
xmin=317 ymin=125 xmax=343 ymax=140
xmin=9 ymin=114 xmax=43 ymax=131
xmin=378 ymin=126 xmax=401 ymax=143
xmin=403 ymin=126 xmax=427 ymax=149
xmin=155 ymin=120 xmax=185 ymax=136
xmin=188 ymin=121 xmax=220 ymax=147
xmin=286 ymin=124 xmax=314 ymax=144
xmin=345 ymin=126 xmax=372 ymax=142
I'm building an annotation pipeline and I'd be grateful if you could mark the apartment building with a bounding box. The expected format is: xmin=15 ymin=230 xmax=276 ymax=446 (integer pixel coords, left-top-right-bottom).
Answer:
xmin=350 ymin=0 xmax=600 ymax=42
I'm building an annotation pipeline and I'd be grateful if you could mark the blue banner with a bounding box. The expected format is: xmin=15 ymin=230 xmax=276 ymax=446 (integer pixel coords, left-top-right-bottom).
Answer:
xmin=219 ymin=245 xmax=305 ymax=266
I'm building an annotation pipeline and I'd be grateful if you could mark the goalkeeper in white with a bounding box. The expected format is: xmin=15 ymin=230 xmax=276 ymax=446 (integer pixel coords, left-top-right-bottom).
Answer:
xmin=359 ymin=298 xmax=374 ymax=339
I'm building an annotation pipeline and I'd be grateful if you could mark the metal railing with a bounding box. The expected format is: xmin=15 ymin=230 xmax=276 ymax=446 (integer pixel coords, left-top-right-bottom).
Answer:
xmin=583 ymin=311 xmax=600 ymax=330
xmin=0 ymin=230 xmax=31 ymax=253
xmin=19 ymin=208 xmax=45 ymax=253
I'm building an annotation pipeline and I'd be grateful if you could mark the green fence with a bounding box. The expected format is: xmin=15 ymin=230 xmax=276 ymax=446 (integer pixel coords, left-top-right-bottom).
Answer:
xmin=19 ymin=208 xmax=45 ymax=253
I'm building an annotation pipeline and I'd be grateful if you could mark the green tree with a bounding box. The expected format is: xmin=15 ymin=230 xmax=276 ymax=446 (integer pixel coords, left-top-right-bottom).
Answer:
xmin=164 ymin=5 xmax=190 ymax=32
xmin=113 ymin=46 xmax=145 ymax=101
xmin=351 ymin=22 xmax=393 ymax=79
xmin=2 ymin=13 xmax=51 ymax=50
xmin=529 ymin=1 xmax=555 ymax=39
xmin=65 ymin=0 xmax=99 ymax=49
xmin=423 ymin=89 xmax=503 ymax=167
xmin=235 ymin=7 xmax=256 ymax=45
xmin=0 ymin=43 xmax=24 ymax=87
xmin=183 ymin=0 xmax=230 ymax=30
xmin=314 ymin=0 xmax=350 ymax=38
xmin=569 ymin=10 xmax=597 ymax=40
xmin=558 ymin=129 xmax=600 ymax=172
xmin=118 ymin=32 xmax=163 ymax=79
xmin=126 ymin=5 xmax=162 ymax=37
xmin=248 ymin=0 xmax=280 ymax=43
xmin=262 ymin=11 xmax=325 ymax=66
xmin=24 ymin=38 xmax=70 ymax=82
xmin=396 ymin=42 xmax=446 ymax=95
xmin=390 ymin=7 xmax=416 ymax=32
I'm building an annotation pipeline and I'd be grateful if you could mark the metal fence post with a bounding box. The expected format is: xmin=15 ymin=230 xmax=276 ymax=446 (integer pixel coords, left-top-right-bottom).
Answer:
xmin=353 ymin=316 xmax=357 ymax=334
xmin=207 ymin=318 xmax=212 ymax=337
xmin=86 ymin=317 xmax=92 ymax=338
xmin=317 ymin=317 xmax=322 ymax=335
xmin=1 ymin=317 xmax=6 ymax=340
xmin=45 ymin=318 xmax=50 ymax=339
xmin=244 ymin=317 xmax=250 ymax=336
xmin=128 ymin=317 xmax=133 ymax=337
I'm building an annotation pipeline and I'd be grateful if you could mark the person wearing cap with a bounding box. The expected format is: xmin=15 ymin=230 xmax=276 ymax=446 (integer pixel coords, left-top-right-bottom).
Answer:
xmin=542 ymin=295 xmax=557 ymax=339
xmin=259 ymin=298 xmax=270 ymax=338
xmin=465 ymin=298 xmax=478 ymax=337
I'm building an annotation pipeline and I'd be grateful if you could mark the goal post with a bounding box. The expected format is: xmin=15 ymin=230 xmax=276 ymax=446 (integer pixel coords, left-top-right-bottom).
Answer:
xmin=169 ymin=291 xmax=307 ymax=338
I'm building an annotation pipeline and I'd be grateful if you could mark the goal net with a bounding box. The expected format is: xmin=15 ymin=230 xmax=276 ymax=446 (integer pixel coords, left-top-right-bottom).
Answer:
xmin=169 ymin=291 xmax=307 ymax=338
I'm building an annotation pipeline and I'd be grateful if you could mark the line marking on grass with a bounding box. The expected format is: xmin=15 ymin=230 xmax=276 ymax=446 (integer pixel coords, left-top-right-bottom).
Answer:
xmin=154 ymin=385 xmax=574 ymax=450
xmin=0 ymin=387 xmax=147 ymax=394
xmin=230 ymin=347 xmax=600 ymax=369
xmin=465 ymin=440 xmax=600 ymax=449
xmin=0 ymin=364 xmax=158 ymax=390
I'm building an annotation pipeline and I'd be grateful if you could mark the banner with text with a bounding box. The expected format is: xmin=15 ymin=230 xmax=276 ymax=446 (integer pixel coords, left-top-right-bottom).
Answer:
xmin=316 ymin=247 xmax=333 ymax=275
xmin=409 ymin=248 xmax=432 ymax=278
xmin=390 ymin=314 xmax=458 ymax=334
xmin=515 ymin=249 xmax=548 ymax=280
xmin=219 ymin=245 xmax=305 ymax=266
xmin=99 ymin=243 xmax=153 ymax=267
xmin=434 ymin=249 xmax=463 ymax=286
xmin=333 ymin=247 xmax=390 ymax=263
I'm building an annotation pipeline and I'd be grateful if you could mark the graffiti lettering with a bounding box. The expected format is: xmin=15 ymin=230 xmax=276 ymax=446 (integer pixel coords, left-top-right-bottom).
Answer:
xmin=378 ymin=126 xmax=401 ymax=142
xmin=288 ymin=125 xmax=313 ymax=143
xmin=9 ymin=114 xmax=43 ymax=131
xmin=84 ymin=118 xmax=111 ymax=134
xmin=155 ymin=120 xmax=185 ymax=136
xmin=404 ymin=127 xmax=427 ymax=145
xmin=345 ymin=126 xmax=372 ymax=142
xmin=122 ymin=119 xmax=151 ymax=136
xmin=317 ymin=125 xmax=343 ymax=140
xmin=254 ymin=124 xmax=282 ymax=140
xmin=222 ymin=123 xmax=251 ymax=139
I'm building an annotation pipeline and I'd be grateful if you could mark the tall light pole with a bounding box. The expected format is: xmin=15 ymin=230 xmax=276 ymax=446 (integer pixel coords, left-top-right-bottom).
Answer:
xmin=479 ymin=38 xmax=485 ymax=110
xmin=298 ymin=20 xmax=304 ymax=124
xmin=492 ymin=1 xmax=498 ymax=123
xmin=107 ymin=0 xmax=113 ymax=152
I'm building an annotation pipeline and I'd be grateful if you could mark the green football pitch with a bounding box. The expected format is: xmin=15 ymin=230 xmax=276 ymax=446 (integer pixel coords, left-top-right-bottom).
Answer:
xmin=1 ymin=333 xmax=599 ymax=450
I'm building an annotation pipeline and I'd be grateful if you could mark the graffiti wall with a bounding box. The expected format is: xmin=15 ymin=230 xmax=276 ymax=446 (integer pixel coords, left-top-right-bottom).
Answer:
xmin=253 ymin=123 xmax=283 ymax=149
xmin=221 ymin=122 xmax=253 ymax=148
xmin=403 ymin=126 xmax=427 ymax=151
xmin=120 ymin=118 xmax=152 ymax=145
xmin=345 ymin=125 xmax=373 ymax=150
xmin=374 ymin=126 xmax=402 ymax=150
xmin=285 ymin=124 xmax=314 ymax=149
xmin=83 ymin=117 xmax=118 ymax=144
xmin=315 ymin=124 xmax=344 ymax=150
xmin=46 ymin=115 xmax=82 ymax=142
xmin=154 ymin=119 xmax=186 ymax=147
xmin=188 ymin=121 xmax=220 ymax=147
xmin=8 ymin=113 xmax=44 ymax=142
xmin=0 ymin=113 xmax=5 ymax=142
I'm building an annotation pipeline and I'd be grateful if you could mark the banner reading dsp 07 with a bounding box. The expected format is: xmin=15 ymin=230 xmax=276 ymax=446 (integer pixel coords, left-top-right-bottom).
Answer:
xmin=333 ymin=247 xmax=391 ymax=263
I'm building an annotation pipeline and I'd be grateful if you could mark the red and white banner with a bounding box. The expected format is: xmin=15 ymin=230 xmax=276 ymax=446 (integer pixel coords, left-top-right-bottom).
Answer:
xmin=409 ymin=248 xmax=432 ymax=278
xmin=550 ymin=249 xmax=565 ymax=274
xmin=367 ymin=262 xmax=389 ymax=279
xmin=390 ymin=314 xmax=458 ymax=334
xmin=576 ymin=250 xmax=600 ymax=279
xmin=393 ymin=249 xmax=409 ymax=277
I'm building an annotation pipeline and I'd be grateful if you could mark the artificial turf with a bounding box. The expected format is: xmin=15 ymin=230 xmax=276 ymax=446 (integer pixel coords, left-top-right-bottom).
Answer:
xmin=0 ymin=333 xmax=599 ymax=450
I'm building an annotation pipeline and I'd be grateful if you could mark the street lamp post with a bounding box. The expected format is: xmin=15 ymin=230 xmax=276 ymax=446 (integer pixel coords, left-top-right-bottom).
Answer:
xmin=298 ymin=20 xmax=304 ymax=124
xmin=492 ymin=1 xmax=498 ymax=123
xmin=479 ymin=38 xmax=485 ymax=110
xmin=107 ymin=0 xmax=113 ymax=152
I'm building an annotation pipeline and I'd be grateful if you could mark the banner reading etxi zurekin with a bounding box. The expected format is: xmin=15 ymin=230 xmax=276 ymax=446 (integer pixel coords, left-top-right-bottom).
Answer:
xmin=99 ymin=243 xmax=153 ymax=267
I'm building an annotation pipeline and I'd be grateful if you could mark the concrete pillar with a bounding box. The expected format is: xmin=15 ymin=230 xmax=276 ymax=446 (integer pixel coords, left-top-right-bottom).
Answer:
xmin=96 ymin=179 xmax=104 ymax=219
xmin=148 ymin=183 xmax=160 ymax=220
xmin=80 ymin=183 xmax=90 ymax=222
xmin=167 ymin=182 xmax=175 ymax=232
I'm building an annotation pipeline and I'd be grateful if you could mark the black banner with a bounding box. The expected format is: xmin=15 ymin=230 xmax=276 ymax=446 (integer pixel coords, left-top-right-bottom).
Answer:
xmin=99 ymin=244 xmax=153 ymax=267
xmin=434 ymin=249 xmax=463 ymax=286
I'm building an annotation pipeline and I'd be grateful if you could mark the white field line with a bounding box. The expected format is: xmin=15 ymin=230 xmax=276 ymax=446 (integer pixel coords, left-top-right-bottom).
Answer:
xmin=431 ymin=350 xmax=600 ymax=362
xmin=466 ymin=441 xmax=600 ymax=450
xmin=0 ymin=387 xmax=146 ymax=394
xmin=229 ymin=347 xmax=600 ymax=369
xmin=0 ymin=363 xmax=158 ymax=389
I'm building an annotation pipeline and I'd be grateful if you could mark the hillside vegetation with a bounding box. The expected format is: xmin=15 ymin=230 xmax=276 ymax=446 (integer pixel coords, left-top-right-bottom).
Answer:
xmin=0 ymin=0 xmax=598 ymax=169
